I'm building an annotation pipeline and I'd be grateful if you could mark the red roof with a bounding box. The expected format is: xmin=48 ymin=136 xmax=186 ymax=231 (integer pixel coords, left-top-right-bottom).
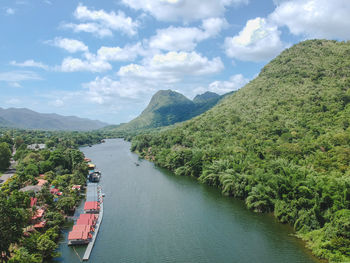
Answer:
xmin=30 ymin=197 xmax=37 ymax=207
xmin=50 ymin=188 xmax=59 ymax=194
xmin=37 ymin=179 xmax=48 ymax=186
xmin=68 ymin=231 xmax=89 ymax=240
xmin=84 ymin=201 xmax=99 ymax=211
xmin=76 ymin=218 xmax=94 ymax=226
xmin=79 ymin=213 xmax=98 ymax=221
xmin=73 ymin=225 xmax=91 ymax=232
xmin=33 ymin=221 xmax=46 ymax=228
xmin=32 ymin=208 xmax=45 ymax=220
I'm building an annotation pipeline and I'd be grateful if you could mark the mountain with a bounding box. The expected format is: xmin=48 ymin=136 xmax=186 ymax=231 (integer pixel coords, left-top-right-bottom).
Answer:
xmin=131 ymin=40 xmax=350 ymax=262
xmin=193 ymin=91 xmax=220 ymax=103
xmin=0 ymin=107 xmax=109 ymax=131
xmin=115 ymin=89 xmax=223 ymax=132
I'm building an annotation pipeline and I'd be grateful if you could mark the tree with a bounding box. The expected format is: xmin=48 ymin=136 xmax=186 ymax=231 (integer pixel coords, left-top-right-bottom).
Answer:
xmin=0 ymin=194 xmax=27 ymax=261
xmin=0 ymin=142 xmax=11 ymax=171
xmin=8 ymin=248 xmax=41 ymax=263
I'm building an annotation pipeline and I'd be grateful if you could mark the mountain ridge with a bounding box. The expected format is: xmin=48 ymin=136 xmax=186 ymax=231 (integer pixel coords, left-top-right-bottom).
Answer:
xmin=112 ymin=89 xmax=225 ymax=132
xmin=0 ymin=107 xmax=109 ymax=131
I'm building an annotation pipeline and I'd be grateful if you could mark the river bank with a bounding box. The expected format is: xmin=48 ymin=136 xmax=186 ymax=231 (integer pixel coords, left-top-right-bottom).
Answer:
xmin=56 ymin=139 xmax=321 ymax=262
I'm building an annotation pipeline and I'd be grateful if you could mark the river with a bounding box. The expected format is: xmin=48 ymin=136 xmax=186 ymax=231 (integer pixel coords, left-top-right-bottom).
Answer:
xmin=55 ymin=139 xmax=321 ymax=263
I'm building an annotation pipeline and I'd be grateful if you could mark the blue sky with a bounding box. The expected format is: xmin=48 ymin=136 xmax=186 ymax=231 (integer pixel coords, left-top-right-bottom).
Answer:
xmin=0 ymin=0 xmax=349 ymax=124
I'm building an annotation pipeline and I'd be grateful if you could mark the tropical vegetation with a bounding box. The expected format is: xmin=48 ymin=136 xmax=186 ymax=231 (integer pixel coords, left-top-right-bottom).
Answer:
xmin=130 ymin=40 xmax=350 ymax=262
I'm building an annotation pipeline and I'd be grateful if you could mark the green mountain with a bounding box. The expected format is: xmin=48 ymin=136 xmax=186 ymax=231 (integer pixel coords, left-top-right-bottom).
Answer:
xmin=193 ymin=91 xmax=220 ymax=103
xmin=115 ymin=89 xmax=222 ymax=132
xmin=131 ymin=40 xmax=350 ymax=262
xmin=0 ymin=107 xmax=109 ymax=131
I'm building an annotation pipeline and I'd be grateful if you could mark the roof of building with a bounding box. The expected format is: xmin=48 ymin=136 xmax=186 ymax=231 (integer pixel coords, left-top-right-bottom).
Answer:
xmin=79 ymin=214 xmax=98 ymax=221
xmin=73 ymin=225 xmax=91 ymax=232
xmin=37 ymin=179 xmax=48 ymax=186
xmin=32 ymin=208 xmax=45 ymax=220
xmin=76 ymin=218 xmax=94 ymax=225
xmin=84 ymin=201 xmax=99 ymax=211
xmin=30 ymin=197 xmax=37 ymax=207
xmin=68 ymin=231 xmax=89 ymax=240
xmin=33 ymin=221 xmax=46 ymax=228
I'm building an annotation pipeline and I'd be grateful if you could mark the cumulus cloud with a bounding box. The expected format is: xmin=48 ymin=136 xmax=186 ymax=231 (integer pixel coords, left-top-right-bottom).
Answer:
xmin=84 ymin=76 xmax=153 ymax=104
xmin=121 ymin=0 xmax=248 ymax=22
xmin=149 ymin=18 xmax=227 ymax=51
xmin=206 ymin=74 xmax=249 ymax=94
xmin=97 ymin=43 xmax=144 ymax=61
xmin=270 ymin=0 xmax=350 ymax=39
xmin=0 ymin=71 xmax=42 ymax=82
xmin=61 ymin=22 xmax=113 ymax=38
xmin=59 ymin=55 xmax=111 ymax=73
xmin=67 ymin=4 xmax=139 ymax=37
xmin=118 ymin=51 xmax=224 ymax=83
xmin=224 ymin=17 xmax=287 ymax=62
xmin=10 ymin=60 xmax=49 ymax=70
xmin=50 ymin=37 xmax=88 ymax=53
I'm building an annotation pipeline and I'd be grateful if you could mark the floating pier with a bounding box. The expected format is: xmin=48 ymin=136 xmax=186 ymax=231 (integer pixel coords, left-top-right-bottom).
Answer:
xmin=67 ymin=163 xmax=104 ymax=261
xmin=82 ymin=196 xmax=103 ymax=261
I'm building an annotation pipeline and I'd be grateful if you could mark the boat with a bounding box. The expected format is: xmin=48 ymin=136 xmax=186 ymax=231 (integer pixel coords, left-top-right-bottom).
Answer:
xmin=88 ymin=171 xmax=101 ymax=182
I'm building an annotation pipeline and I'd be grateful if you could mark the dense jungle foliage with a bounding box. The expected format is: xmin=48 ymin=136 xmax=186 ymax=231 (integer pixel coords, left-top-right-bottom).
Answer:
xmin=131 ymin=40 xmax=350 ymax=262
xmin=0 ymin=129 xmax=105 ymax=262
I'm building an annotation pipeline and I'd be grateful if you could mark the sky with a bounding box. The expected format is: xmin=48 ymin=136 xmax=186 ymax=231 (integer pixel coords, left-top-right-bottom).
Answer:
xmin=0 ymin=0 xmax=349 ymax=124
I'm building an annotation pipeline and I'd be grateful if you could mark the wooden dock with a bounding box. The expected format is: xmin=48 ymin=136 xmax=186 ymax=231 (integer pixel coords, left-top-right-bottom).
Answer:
xmin=82 ymin=191 xmax=104 ymax=261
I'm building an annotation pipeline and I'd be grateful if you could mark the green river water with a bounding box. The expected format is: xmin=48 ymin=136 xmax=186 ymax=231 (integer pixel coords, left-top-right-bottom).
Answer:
xmin=55 ymin=139 xmax=322 ymax=263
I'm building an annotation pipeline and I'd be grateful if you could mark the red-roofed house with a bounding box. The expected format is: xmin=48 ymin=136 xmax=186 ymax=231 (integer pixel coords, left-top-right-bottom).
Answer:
xmin=79 ymin=213 xmax=98 ymax=223
xmin=30 ymin=197 xmax=37 ymax=208
xmin=32 ymin=208 xmax=45 ymax=221
xmin=84 ymin=201 xmax=99 ymax=213
xmin=33 ymin=221 xmax=46 ymax=229
xmin=76 ymin=218 xmax=95 ymax=226
xmin=73 ymin=224 xmax=92 ymax=233
xmin=68 ymin=230 xmax=91 ymax=245
xmin=37 ymin=179 xmax=48 ymax=186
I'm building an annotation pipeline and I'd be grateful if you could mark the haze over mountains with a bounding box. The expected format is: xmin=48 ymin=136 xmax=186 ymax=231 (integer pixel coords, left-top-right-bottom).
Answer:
xmin=0 ymin=107 xmax=108 ymax=131
xmin=113 ymin=90 xmax=225 ymax=132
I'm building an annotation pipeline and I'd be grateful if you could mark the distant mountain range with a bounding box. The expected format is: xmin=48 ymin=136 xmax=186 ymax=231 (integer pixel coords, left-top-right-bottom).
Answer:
xmin=0 ymin=107 xmax=108 ymax=131
xmin=111 ymin=90 xmax=227 ymax=132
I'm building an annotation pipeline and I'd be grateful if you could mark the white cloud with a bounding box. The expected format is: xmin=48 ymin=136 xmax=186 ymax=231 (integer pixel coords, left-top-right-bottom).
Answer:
xmin=10 ymin=60 xmax=49 ymax=70
xmin=118 ymin=51 xmax=224 ymax=83
xmin=51 ymin=37 xmax=88 ymax=53
xmin=122 ymin=0 xmax=248 ymax=22
xmin=84 ymin=76 xmax=152 ymax=104
xmin=72 ymin=4 xmax=139 ymax=36
xmin=0 ymin=71 xmax=42 ymax=82
xmin=61 ymin=22 xmax=113 ymax=38
xmin=196 ymin=74 xmax=249 ymax=95
xmin=149 ymin=18 xmax=227 ymax=51
xmin=97 ymin=43 xmax=144 ymax=61
xmin=59 ymin=56 xmax=112 ymax=73
xmin=270 ymin=0 xmax=350 ymax=39
xmin=224 ymin=17 xmax=287 ymax=62
xmin=6 ymin=8 xmax=15 ymax=15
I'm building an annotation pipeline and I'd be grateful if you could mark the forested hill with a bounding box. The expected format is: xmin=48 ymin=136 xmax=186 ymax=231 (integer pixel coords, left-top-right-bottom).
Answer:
xmin=114 ymin=89 xmax=223 ymax=132
xmin=0 ymin=107 xmax=108 ymax=131
xmin=131 ymin=40 xmax=350 ymax=262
